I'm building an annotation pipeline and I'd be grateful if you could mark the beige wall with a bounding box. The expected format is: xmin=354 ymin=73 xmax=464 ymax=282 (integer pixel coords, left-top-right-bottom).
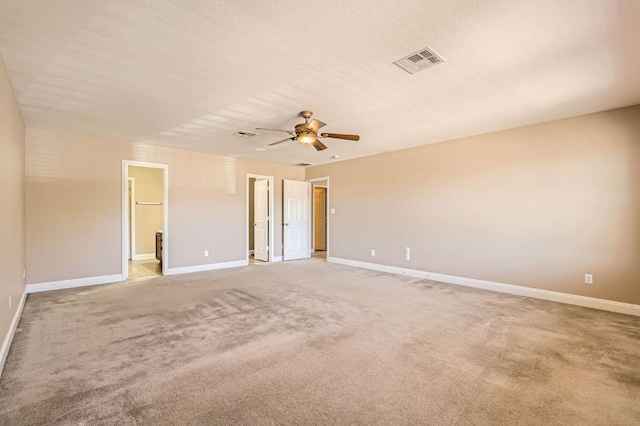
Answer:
xmin=307 ymin=105 xmax=640 ymax=305
xmin=25 ymin=130 xmax=304 ymax=284
xmin=129 ymin=166 xmax=164 ymax=256
xmin=0 ymin=55 xmax=26 ymax=352
xmin=21 ymin=103 xmax=640 ymax=304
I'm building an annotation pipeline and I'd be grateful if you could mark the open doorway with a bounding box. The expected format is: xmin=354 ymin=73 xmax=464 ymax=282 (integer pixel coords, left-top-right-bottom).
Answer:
xmin=247 ymin=174 xmax=274 ymax=264
xmin=313 ymin=186 xmax=327 ymax=254
xmin=308 ymin=177 xmax=329 ymax=260
xmin=122 ymin=161 xmax=168 ymax=279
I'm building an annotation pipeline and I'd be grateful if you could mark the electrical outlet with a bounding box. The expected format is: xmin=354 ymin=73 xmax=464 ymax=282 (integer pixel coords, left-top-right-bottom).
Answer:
xmin=204 ymin=250 xmax=209 ymax=257
xmin=371 ymin=249 xmax=376 ymax=257
xmin=330 ymin=208 xmax=336 ymax=214
xmin=405 ymin=247 xmax=410 ymax=261
xmin=585 ymin=274 xmax=593 ymax=284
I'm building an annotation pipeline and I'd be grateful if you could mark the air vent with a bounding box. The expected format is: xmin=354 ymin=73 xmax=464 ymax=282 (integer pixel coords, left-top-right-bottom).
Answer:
xmin=394 ymin=46 xmax=445 ymax=74
xmin=294 ymin=162 xmax=314 ymax=167
xmin=233 ymin=130 xmax=258 ymax=138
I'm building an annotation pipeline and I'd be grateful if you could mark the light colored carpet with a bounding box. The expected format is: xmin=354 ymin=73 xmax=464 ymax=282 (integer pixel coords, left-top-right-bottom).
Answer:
xmin=1 ymin=258 xmax=639 ymax=425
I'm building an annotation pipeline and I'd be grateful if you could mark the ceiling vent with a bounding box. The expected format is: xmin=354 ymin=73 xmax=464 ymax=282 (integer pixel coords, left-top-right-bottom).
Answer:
xmin=294 ymin=162 xmax=314 ymax=167
xmin=394 ymin=46 xmax=445 ymax=74
xmin=233 ymin=130 xmax=258 ymax=138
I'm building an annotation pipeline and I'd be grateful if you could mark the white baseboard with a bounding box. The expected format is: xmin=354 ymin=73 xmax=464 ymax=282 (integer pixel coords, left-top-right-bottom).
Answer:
xmin=0 ymin=288 xmax=28 ymax=377
xmin=25 ymin=259 xmax=249 ymax=293
xmin=328 ymin=257 xmax=640 ymax=317
xmin=249 ymin=250 xmax=255 ymax=255
xmin=165 ymin=259 xmax=248 ymax=275
xmin=132 ymin=253 xmax=156 ymax=261
xmin=272 ymin=256 xmax=283 ymax=262
xmin=26 ymin=274 xmax=124 ymax=294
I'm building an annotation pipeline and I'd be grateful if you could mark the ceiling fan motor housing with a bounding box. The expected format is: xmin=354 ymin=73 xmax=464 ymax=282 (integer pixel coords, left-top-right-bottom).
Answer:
xmin=295 ymin=123 xmax=312 ymax=134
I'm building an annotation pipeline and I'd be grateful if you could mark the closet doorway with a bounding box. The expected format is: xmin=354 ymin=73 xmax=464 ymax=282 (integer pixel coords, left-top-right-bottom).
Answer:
xmin=308 ymin=177 xmax=329 ymax=260
xmin=122 ymin=161 xmax=168 ymax=279
xmin=247 ymin=174 xmax=274 ymax=263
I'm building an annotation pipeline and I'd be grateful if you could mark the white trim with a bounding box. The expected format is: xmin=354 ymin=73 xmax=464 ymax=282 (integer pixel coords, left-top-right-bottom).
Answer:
xmin=249 ymin=250 xmax=255 ymax=255
xmin=272 ymin=256 xmax=283 ymax=262
xmin=545 ymin=291 xmax=640 ymax=314
xmin=165 ymin=260 xmax=248 ymax=276
xmin=127 ymin=177 xmax=135 ymax=260
xmin=132 ymin=253 xmax=156 ymax=261
xmin=246 ymin=174 xmax=275 ymax=263
xmin=26 ymin=274 xmax=124 ymax=294
xmin=307 ymin=177 xmax=330 ymax=259
xmin=0 ymin=288 xmax=27 ymax=378
xmin=123 ymin=161 xmax=169 ymax=279
xmin=327 ymin=257 xmax=640 ymax=317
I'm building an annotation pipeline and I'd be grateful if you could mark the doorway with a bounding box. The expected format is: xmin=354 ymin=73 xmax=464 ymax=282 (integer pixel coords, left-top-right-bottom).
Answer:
xmin=122 ymin=161 xmax=168 ymax=279
xmin=247 ymin=174 xmax=275 ymax=263
xmin=313 ymin=187 xmax=327 ymax=252
xmin=308 ymin=177 xmax=330 ymax=260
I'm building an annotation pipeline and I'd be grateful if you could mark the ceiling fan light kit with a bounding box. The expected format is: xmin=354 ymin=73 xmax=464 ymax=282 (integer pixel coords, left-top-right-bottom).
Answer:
xmin=296 ymin=131 xmax=316 ymax=145
xmin=257 ymin=111 xmax=360 ymax=151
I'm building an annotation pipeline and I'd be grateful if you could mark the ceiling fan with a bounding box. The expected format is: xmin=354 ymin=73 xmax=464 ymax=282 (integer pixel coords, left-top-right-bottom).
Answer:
xmin=256 ymin=111 xmax=360 ymax=151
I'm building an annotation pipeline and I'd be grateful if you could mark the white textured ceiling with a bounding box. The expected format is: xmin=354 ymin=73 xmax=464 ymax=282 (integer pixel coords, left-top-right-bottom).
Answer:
xmin=1 ymin=0 xmax=639 ymax=165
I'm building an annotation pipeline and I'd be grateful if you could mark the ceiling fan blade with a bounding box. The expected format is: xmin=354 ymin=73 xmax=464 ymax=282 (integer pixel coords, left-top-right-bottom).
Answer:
xmin=308 ymin=119 xmax=326 ymax=132
xmin=320 ymin=133 xmax=360 ymax=141
xmin=256 ymin=127 xmax=293 ymax=134
xmin=312 ymin=140 xmax=327 ymax=151
xmin=268 ymin=137 xmax=295 ymax=146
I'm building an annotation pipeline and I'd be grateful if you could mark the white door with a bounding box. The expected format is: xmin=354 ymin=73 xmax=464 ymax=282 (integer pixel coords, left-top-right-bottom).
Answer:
xmin=254 ymin=179 xmax=269 ymax=262
xmin=283 ymin=179 xmax=311 ymax=261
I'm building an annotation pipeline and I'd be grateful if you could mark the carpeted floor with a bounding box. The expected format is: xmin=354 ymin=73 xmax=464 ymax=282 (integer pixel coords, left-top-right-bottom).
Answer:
xmin=1 ymin=258 xmax=639 ymax=425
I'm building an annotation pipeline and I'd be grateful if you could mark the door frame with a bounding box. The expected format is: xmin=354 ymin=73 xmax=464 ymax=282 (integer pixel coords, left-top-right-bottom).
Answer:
xmin=246 ymin=174 xmax=275 ymax=263
xmin=122 ymin=160 xmax=169 ymax=278
xmin=307 ymin=176 xmax=330 ymax=259
xmin=127 ymin=177 xmax=136 ymax=260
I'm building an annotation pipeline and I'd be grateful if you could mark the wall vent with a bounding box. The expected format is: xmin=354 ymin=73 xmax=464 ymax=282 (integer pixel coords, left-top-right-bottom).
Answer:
xmin=294 ymin=162 xmax=314 ymax=167
xmin=394 ymin=46 xmax=445 ymax=74
xmin=233 ymin=130 xmax=258 ymax=138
